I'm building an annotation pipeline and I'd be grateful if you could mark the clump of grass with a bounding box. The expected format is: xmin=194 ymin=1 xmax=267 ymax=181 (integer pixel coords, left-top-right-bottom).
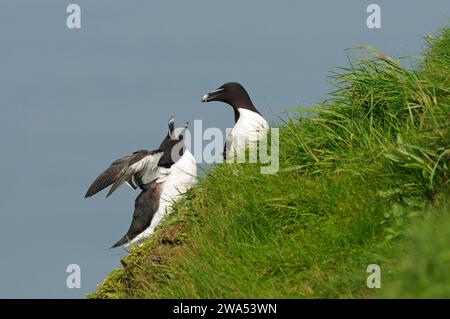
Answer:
xmin=378 ymin=198 xmax=450 ymax=298
xmin=89 ymin=26 xmax=449 ymax=299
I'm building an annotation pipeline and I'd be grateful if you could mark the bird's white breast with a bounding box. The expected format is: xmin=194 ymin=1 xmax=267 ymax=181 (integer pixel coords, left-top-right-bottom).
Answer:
xmin=160 ymin=150 xmax=197 ymax=204
xmin=227 ymin=108 xmax=269 ymax=155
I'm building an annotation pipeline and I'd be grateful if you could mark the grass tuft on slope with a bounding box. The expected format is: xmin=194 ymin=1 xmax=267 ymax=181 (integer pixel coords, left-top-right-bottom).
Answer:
xmin=88 ymin=27 xmax=449 ymax=299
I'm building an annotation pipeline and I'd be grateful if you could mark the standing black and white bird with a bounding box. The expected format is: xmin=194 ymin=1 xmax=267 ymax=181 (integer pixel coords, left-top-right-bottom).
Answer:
xmin=85 ymin=117 xmax=196 ymax=248
xmin=202 ymin=82 xmax=269 ymax=158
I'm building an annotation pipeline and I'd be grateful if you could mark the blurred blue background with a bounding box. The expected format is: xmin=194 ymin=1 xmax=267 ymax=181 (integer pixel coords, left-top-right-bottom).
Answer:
xmin=0 ymin=0 xmax=448 ymax=298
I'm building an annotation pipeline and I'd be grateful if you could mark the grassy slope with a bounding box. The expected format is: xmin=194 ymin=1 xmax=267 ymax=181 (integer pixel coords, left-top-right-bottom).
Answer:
xmin=89 ymin=27 xmax=449 ymax=299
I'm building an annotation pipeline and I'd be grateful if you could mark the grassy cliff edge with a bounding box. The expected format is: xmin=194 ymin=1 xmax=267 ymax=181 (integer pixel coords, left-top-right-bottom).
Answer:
xmin=89 ymin=27 xmax=449 ymax=299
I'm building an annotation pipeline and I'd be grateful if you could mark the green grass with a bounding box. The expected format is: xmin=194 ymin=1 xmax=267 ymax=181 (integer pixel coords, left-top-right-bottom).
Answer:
xmin=88 ymin=27 xmax=449 ymax=299
xmin=378 ymin=199 xmax=450 ymax=298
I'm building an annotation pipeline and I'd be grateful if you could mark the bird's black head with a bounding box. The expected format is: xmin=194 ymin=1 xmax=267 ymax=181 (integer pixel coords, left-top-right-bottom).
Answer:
xmin=158 ymin=117 xmax=187 ymax=168
xmin=202 ymin=82 xmax=258 ymax=113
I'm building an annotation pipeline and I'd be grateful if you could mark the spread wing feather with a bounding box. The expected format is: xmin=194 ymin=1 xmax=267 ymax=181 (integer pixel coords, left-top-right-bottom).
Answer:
xmin=106 ymin=151 xmax=164 ymax=197
xmin=84 ymin=150 xmax=162 ymax=198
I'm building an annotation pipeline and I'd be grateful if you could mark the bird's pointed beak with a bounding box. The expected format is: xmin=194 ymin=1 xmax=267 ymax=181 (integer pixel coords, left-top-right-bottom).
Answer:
xmin=202 ymin=88 xmax=224 ymax=102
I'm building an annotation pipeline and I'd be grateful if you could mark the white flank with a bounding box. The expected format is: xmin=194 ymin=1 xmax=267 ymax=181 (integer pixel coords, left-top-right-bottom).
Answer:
xmin=226 ymin=108 xmax=269 ymax=157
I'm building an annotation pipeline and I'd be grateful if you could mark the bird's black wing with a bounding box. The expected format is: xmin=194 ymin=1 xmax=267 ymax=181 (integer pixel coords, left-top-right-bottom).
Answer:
xmin=111 ymin=182 xmax=162 ymax=248
xmin=84 ymin=150 xmax=150 ymax=198
xmin=106 ymin=150 xmax=163 ymax=197
xmin=223 ymin=131 xmax=234 ymax=160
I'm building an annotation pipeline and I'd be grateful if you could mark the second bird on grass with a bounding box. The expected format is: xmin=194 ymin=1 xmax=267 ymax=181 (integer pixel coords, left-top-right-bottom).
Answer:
xmin=202 ymin=82 xmax=269 ymax=159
